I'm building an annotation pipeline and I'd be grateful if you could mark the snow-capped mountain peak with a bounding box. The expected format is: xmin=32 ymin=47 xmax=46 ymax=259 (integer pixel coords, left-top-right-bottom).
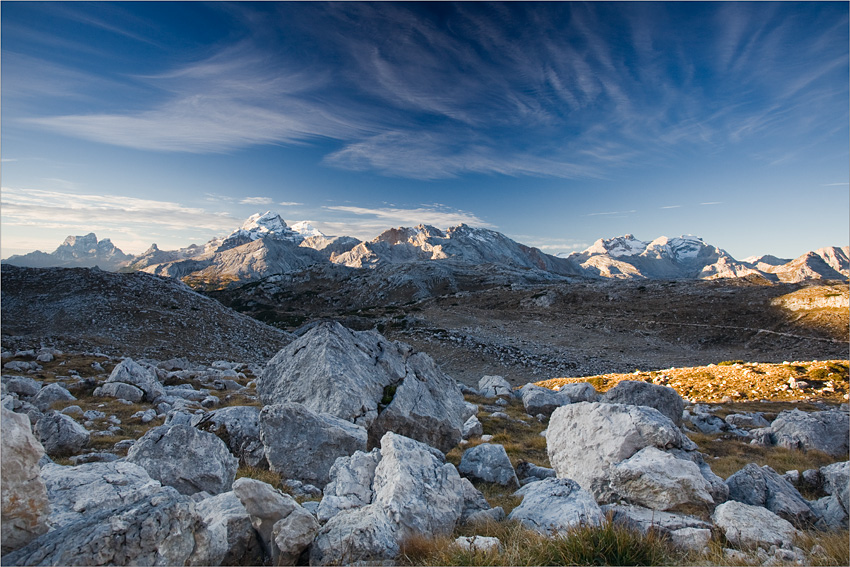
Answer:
xmin=584 ymin=234 xmax=649 ymax=257
xmin=289 ymin=221 xmax=325 ymax=239
xmin=647 ymin=235 xmax=708 ymax=261
xmin=237 ymin=211 xmax=290 ymax=239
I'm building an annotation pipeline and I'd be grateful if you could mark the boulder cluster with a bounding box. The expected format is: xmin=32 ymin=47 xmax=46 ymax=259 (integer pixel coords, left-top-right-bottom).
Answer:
xmin=2 ymin=322 xmax=849 ymax=566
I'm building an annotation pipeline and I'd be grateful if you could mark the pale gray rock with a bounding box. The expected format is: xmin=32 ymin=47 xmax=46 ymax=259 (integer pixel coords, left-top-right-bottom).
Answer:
xmin=507 ymin=477 xmax=604 ymax=534
xmin=232 ymin=477 xmax=298 ymax=558
xmin=317 ymin=448 xmax=381 ymax=523
xmin=459 ymin=476 xmax=492 ymax=521
xmin=820 ymin=461 xmax=849 ymax=512
xmin=686 ymin=411 xmax=727 ymax=434
xmin=458 ymin=443 xmax=519 ymax=488
xmin=725 ymin=412 xmax=770 ymax=429
xmin=368 ymin=352 xmax=466 ymax=453
xmin=810 ymin=495 xmax=847 ymax=529
xmin=609 ymin=446 xmax=714 ymax=510
xmin=465 ymin=506 xmax=505 ymax=525
xmin=667 ymin=448 xmax=730 ymax=505
xmin=712 ymin=501 xmax=798 ymax=549
xmin=519 ymin=384 xmax=566 ymax=418
xmin=461 ymin=401 xmax=479 ymax=422
xmin=34 ymin=411 xmax=90 ymax=456
xmin=669 ymin=527 xmax=712 ymax=553
xmin=61 ymin=405 xmax=83 ymax=416
xmin=547 ymin=402 xmax=693 ymax=501
xmin=272 ymin=505 xmax=320 ymax=565
xmin=69 ymin=452 xmax=120 ymax=465
xmin=556 ymin=382 xmax=599 ymax=403
xmin=516 ymin=460 xmax=556 ymax=484
xmin=601 ymin=380 xmax=684 ymax=426
xmin=40 ymin=461 xmax=161 ymax=528
xmin=127 ymin=423 xmax=237 ymax=495
xmin=2 ymin=376 xmax=41 ymax=398
xmin=311 ymin=432 xmax=466 ymax=565
xmin=462 ymin=414 xmax=483 ymax=439
xmin=257 ymin=321 xmax=407 ymax=427
xmin=455 ymin=535 xmax=502 ymax=553
xmin=725 ymin=463 xmax=815 ymax=527
xmin=602 ymin=503 xmax=711 ymax=536
xmin=106 ymin=357 xmax=165 ymax=402
xmin=1 ymin=408 xmax=49 ymax=554
xmin=3 ymin=485 xmax=202 ymax=566
xmin=4 ymin=360 xmax=40 ymax=372
xmin=769 ymin=409 xmax=849 ymax=456
xmin=195 ymin=405 xmax=266 ymax=468
xmin=32 ymin=382 xmax=76 ymax=410
xmin=478 ymin=375 xmax=512 ymax=398
xmin=260 ymin=402 xmax=367 ymax=488
xmin=93 ymin=381 xmax=144 ymax=403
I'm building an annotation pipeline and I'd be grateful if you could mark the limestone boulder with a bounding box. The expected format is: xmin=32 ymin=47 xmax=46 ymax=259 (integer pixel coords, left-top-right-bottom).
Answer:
xmin=769 ymin=409 xmax=849 ymax=457
xmin=507 ymin=478 xmax=604 ymax=534
xmin=712 ymin=501 xmax=798 ymax=549
xmin=127 ymin=423 xmax=237 ymax=495
xmin=516 ymin=460 xmax=556 ymax=484
xmin=2 ymin=376 xmax=41 ymax=398
xmin=519 ymin=384 xmax=567 ymax=418
xmin=260 ymin=402 xmax=367 ymax=488
xmin=232 ymin=477 xmax=297 ymax=557
xmin=462 ymin=415 xmax=483 ymax=439
xmin=609 ymin=446 xmax=714 ymax=510
xmin=34 ymin=411 xmax=90 ymax=457
xmin=93 ymin=381 xmax=144 ymax=403
xmin=1 ymin=408 xmax=49 ymax=554
xmin=820 ymin=461 xmax=849 ymax=513
xmin=601 ymin=380 xmax=684 ymax=427
xmin=557 ymin=382 xmax=599 ymax=403
xmin=195 ymin=405 xmax=266 ymax=468
xmin=317 ymin=448 xmax=381 ymax=523
xmin=257 ymin=321 xmax=466 ymax=452
xmin=458 ymin=443 xmax=519 ymax=488
xmin=272 ymin=506 xmax=320 ymax=565
xmin=32 ymin=382 xmax=76 ymax=411
xmin=478 ymin=375 xmax=513 ymax=398
xmin=310 ymin=432 xmax=466 ymax=565
xmin=547 ymin=402 xmax=694 ymax=501
xmin=725 ymin=412 xmax=770 ymax=429
xmin=40 ymin=461 xmax=162 ymax=528
xmin=106 ymin=358 xmax=165 ymax=402
xmin=725 ymin=463 xmax=815 ymax=527
xmin=4 ymin=485 xmax=203 ymax=566
xmin=602 ymin=503 xmax=712 ymax=537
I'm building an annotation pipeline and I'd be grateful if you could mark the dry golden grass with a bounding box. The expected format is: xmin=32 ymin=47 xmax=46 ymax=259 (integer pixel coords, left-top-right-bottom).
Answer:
xmin=235 ymin=465 xmax=287 ymax=492
xmin=537 ymin=359 xmax=849 ymax=403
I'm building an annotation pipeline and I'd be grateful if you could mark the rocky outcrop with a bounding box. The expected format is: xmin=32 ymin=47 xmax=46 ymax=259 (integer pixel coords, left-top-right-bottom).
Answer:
xmin=600 ymin=380 xmax=684 ymax=427
xmin=317 ymin=449 xmax=382 ymax=523
xmin=507 ymin=478 xmax=604 ymax=534
xmin=519 ymin=384 xmax=568 ymax=418
xmin=725 ymin=463 xmax=815 ymax=527
xmin=478 ymin=375 xmax=513 ymax=398
xmin=547 ymin=402 xmax=702 ymax=505
xmin=34 ymin=411 xmax=90 ymax=457
xmin=127 ymin=424 xmax=238 ymax=495
xmin=712 ymin=501 xmax=798 ymax=549
xmin=192 ymin=491 xmax=264 ymax=567
xmin=767 ymin=409 xmax=849 ymax=457
xmin=195 ymin=405 xmax=266 ymax=468
xmin=40 ymin=461 xmax=162 ymax=529
xmin=103 ymin=358 xmax=165 ymax=402
xmin=1 ymin=408 xmax=50 ymax=554
xmin=458 ymin=443 xmax=519 ymax=488
xmin=257 ymin=322 xmax=466 ymax=453
xmin=3 ymin=486 xmax=204 ymax=566
xmin=259 ymin=402 xmax=367 ymax=488
xmin=31 ymin=383 xmax=76 ymax=411
xmin=556 ymin=382 xmax=599 ymax=403
xmin=310 ymin=432 xmax=467 ymax=565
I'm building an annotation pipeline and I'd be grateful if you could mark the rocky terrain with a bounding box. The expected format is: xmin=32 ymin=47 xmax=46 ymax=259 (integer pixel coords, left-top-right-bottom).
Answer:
xmin=1 ymin=322 xmax=848 ymax=566
xmin=0 ymin=265 xmax=291 ymax=363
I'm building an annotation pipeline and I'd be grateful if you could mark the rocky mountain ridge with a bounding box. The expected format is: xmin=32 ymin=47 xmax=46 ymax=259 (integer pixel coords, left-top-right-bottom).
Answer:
xmin=3 ymin=212 xmax=847 ymax=288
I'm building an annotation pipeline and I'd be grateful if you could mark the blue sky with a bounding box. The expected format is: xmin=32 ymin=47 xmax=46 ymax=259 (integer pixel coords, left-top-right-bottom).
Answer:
xmin=2 ymin=1 xmax=848 ymax=260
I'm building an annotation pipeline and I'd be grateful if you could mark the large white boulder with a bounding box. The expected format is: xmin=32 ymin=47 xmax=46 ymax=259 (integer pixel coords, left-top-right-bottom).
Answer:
xmin=310 ymin=432 xmax=466 ymax=565
xmin=1 ymin=408 xmax=50 ymax=554
xmin=127 ymin=424 xmax=237 ymax=495
xmin=507 ymin=478 xmax=604 ymax=534
xmin=105 ymin=358 xmax=165 ymax=402
xmin=769 ymin=409 xmax=849 ymax=457
xmin=600 ymin=380 xmax=685 ymax=427
xmin=478 ymin=375 xmax=513 ymax=398
xmin=195 ymin=405 xmax=266 ymax=469
xmin=712 ymin=501 xmax=798 ymax=549
xmin=260 ymin=402 xmax=367 ymax=488
xmin=192 ymin=491 xmax=264 ymax=567
xmin=317 ymin=449 xmax=382 ymax=523
xmin=547 ymin=402 xmax=694 ymax=502
xmin=34 ymin=411 xmax=90 ymax=457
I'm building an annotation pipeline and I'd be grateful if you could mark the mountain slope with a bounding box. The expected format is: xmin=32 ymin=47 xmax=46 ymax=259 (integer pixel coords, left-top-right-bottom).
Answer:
xmin=0 ymin=265 xmax=291 ymax=362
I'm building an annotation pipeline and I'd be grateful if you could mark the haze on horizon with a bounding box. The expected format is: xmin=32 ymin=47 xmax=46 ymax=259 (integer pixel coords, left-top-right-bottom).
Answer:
xmin=2 ymin=1 xmax=848 ymax=261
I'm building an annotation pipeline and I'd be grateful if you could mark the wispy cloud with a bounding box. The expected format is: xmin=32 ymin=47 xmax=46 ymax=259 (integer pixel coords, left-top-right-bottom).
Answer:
xmin=1 ymin=186 xmax=236 ymax=253
xmin=822 ymin=182 xmax=849 ymax=186
xmin=700 ymin=202 xmax=723 ymax=206
xmin=12 ymin=2 xmax=850 ymax=178
xmin=278 ymin=201 xmax=304 ymax=206
xmin=586 ymin=210 xmax=637 ymax=217
xmin=239 ymin=196 xmax=274 ymax=206
xmin=661 ymin=205 xmax=682 ymax=209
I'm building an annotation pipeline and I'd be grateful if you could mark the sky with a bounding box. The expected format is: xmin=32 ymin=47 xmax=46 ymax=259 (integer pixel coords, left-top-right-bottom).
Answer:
xmin=2 ymin=1 xmax=848 ymax=261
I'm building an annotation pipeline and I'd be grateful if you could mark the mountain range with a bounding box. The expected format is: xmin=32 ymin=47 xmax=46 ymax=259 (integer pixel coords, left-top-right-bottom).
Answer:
xmin=3 ymin=211 xmax=848 ymax=287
